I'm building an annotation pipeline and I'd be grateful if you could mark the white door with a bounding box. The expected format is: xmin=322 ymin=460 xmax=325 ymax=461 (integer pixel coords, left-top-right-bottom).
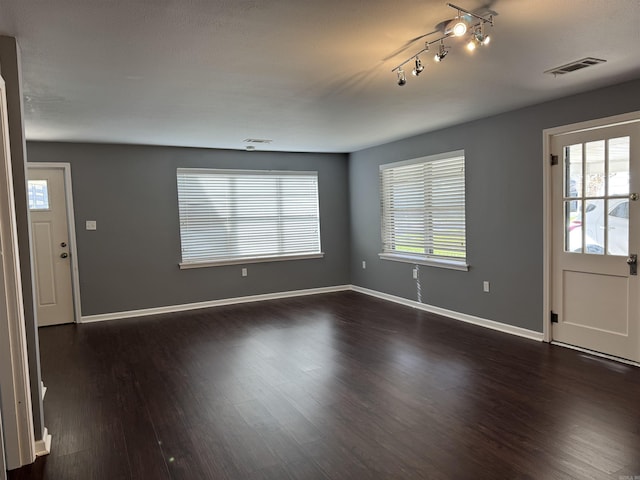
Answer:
xmin=551 ymin=121 xmax=640 ymax=362
xmin=28 ymin=167 xmax=74 ymax=326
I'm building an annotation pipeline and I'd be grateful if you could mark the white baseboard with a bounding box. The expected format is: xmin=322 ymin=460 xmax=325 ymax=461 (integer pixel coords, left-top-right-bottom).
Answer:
xmin=34 ymin=428 xmax=51 ymax=457
xmin=79 ymin=283 xmax=543 ymax=343
xmin=81 ymin=285 xmax=351 ymax=323
xmin=351 ymin=285 xmax=544 ymax=342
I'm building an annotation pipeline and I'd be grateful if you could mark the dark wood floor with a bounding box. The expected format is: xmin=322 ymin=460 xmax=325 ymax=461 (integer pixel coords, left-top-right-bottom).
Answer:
xmin=8 ymin=291 xmax=640 ymax=479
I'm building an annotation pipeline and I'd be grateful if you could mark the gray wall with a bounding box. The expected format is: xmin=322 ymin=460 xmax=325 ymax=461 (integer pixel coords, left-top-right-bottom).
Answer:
xmin=350 ymin=78 xmax=640 ymax=333
xmin=27 ymin=143 xmax=350 ymax=316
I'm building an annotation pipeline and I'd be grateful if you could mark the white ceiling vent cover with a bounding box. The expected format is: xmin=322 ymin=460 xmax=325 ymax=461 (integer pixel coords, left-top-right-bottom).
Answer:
xmin=545 ymin=57 xmax=606 ymax=76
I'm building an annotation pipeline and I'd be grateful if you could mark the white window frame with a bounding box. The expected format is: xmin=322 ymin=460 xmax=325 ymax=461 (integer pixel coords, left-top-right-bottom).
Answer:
xmin=379 ymin=150 xmax=469 ymax=271
xmin=177 ymin=168 xmax=324 ymax=268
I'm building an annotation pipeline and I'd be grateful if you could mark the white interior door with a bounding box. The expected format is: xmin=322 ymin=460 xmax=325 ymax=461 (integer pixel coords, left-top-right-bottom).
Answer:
xmin=551 ymin=121 xmax=640 ymax=362
xmin=28 ymin=167 xmax=74 ymax=326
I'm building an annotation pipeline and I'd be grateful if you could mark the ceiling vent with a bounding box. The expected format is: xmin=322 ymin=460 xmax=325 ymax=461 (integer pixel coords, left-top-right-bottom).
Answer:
xmin=244 ymin=138 xmax=273 ymax=144
xmin=545 ymin=57 xmax=606 ymax=76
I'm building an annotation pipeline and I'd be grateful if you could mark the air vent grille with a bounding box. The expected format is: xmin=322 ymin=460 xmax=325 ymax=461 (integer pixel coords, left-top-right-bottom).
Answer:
xmin=244 ymin=138 xmax=273 ymax=144
xmin=545 ymin=57 xmax=606 ymax=76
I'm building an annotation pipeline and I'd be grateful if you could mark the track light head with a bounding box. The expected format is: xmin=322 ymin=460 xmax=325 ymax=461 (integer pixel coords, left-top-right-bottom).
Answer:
xmin=445 ymin=13 xmax=471 ymax=37
xmin=397 ymin=68 xmax=407 ymax=86
xmin=412 ymin=56 xmax=425 ymax=76
xmin=434 ymin=42 xmax=448 ymax=62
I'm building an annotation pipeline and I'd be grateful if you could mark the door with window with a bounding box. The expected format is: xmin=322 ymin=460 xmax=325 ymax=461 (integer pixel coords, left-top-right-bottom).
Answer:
xmin=551 ymin=121 xmax=640 ymax=362
xmin=28 ymin=167 xmax=74 ymax=326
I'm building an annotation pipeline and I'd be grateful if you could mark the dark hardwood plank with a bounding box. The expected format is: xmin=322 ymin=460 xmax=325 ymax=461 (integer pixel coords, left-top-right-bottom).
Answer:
xmin=8 ymin=291 xmax=640 ymax=480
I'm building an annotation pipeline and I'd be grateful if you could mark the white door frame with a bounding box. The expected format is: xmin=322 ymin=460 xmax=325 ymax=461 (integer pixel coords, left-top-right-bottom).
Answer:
xmin=543 ymin=110 xmax=640 ymax=347
xmin=0 ymin=75 xmax=36 ymax=469
xmin=1 ymin=407 xmax=7 ymax=480
xmin=28 ymin=163 xmax=82 ymax=323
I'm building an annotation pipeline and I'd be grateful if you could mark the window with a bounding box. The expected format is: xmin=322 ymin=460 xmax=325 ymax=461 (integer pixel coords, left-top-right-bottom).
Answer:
xmin=177 ymin=168 xmax=323 ymax=268
xmin=379 ymin=150 xmax=467 ymax=270
xmin=27 ymin=180 xmax=50 ymax=210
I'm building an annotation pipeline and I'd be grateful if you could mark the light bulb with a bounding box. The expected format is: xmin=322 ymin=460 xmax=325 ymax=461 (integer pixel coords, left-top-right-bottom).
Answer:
xmin=452 ymin=20 xmax=467 ymax=36
xmin=466 ymin=40 xmax=476 ymax=52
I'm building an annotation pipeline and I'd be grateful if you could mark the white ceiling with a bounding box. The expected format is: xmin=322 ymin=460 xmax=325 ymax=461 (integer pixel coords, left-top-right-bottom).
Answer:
xmin=1 ymin=0 xmax=639 ymax=153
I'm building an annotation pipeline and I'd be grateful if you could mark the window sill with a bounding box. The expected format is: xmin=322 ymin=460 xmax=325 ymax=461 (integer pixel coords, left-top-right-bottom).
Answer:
xmin=378 ymin=253 xmax=469 ymax=271
xmin=179 ymin=252 xmax=325 ymax=269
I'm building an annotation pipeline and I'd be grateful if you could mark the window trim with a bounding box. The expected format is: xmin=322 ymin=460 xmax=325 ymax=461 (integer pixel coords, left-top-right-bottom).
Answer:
xmin=379 ymin=150 xmax=468 ymax=271
xmin=176 ymin=168 xmax=323 ymax=268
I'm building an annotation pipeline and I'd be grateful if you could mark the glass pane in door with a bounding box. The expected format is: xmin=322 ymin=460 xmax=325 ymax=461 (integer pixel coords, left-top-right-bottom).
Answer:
xmin=585 ymin=140 xmax=605 ymax=198
xmin=608 ymin=136 xmax=630 ymax=196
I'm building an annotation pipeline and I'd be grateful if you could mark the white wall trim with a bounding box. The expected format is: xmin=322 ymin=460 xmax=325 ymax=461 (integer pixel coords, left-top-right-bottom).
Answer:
xmin=0 ymin=74 xmax=36 ymax=470
xmin=542 ymin=110 xmax=640 ymax=345
xmin=81 ymin=285 xmax=352 ymax=323
xmin=351 ymin=285 xmax=545 ymax=342
xmin=33 ymin=427 xmax=51 ymax=457
xmin=80 ymin=283 xmax=544 ymax=342
xmin=28 ymin=162 xmax=82 ymax=323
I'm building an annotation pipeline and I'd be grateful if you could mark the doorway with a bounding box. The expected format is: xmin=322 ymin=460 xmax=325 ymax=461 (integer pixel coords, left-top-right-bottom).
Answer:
xmin=545 ymin=113 xmax=640 ymax=363
xmin=27 ymin=164 xmax=81 ymax=326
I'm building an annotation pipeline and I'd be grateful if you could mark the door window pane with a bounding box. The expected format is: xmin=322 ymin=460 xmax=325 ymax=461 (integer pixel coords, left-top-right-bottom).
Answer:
xmin=582 ymin=199 xmax=605 ymax=255
xmin=608 ymin=136 xmax=630 ymax=196
xmin=607 ymin=199 xmax=629 ymax=256
xmin=565 ymin=144 xmax=582 ymax=199
xmin=565 ymin=200 xmax=583 ymax=253
xmin=28 ymin=180 xmax=50 ymax=210
xmin=585 ymin=140 xmax=605 ymax=198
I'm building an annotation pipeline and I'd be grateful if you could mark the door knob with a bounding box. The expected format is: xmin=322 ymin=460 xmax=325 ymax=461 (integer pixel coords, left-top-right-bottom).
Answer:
xmin=60 ymin=252 xmax=69 ymax=259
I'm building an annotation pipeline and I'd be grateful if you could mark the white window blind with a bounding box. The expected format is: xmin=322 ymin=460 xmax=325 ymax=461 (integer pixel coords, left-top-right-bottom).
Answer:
xmin=380 ymin=151 xmax=467 ymax=267
xmin=177 ymin=169 xmax=322 ymax=267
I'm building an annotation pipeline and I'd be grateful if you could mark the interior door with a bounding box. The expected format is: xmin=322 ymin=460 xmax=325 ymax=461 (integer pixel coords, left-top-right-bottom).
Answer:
xmin=551 ymin=122 xmax=640 ymax=362
xmin=28 ymin=167 xmax=74 ymax=326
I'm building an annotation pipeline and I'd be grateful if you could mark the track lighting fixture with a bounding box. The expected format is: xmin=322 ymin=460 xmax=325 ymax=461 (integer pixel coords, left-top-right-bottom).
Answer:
xmin=434 ymin=41 xmax=448 ymax=62
xmin=412 ymin=56 xmax=425 ymax=76
xmin=397 ymin=68 xmax=407 ymax=86
xmin=467 ymin=23 xmax=491 ymax=51
xmin=391 ymin=2 xmax=494 ymax=86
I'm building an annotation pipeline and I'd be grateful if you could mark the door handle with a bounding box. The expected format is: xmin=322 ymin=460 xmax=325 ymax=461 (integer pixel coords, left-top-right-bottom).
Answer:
xmin=627 ymin=254 xmax=637 ymax=275
xmin=60 ymin=252 xmax=69 ymax=259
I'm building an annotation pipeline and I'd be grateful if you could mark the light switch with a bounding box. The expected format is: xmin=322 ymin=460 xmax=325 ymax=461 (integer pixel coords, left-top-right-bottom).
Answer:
xmin=86 ymin=220 xmax=97 ymax=231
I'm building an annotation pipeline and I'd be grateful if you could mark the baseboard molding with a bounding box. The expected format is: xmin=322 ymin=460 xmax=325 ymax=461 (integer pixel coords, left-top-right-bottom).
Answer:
xmin=81 ymin=285 xmax=351 ymax=323
xmin=79 ymin=283 xmax=544 ymax=342
xmin=351 ymin=285 xmax=544 ymax=342
xmin=34 ymin=428 xmax=51 ymax=457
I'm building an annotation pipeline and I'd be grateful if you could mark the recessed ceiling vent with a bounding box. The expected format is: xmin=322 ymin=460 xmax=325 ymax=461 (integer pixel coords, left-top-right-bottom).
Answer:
xmin=545 ymin=57 xmax=606 ymax=76
xmin=244 ymin=138 xmax=273 ymax=144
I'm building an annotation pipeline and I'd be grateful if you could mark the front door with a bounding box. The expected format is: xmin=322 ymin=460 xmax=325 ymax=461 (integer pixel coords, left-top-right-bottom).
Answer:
xmin=551 ymin=121 xmax=640 ymax=362
xmin=28 ymin=167 xmax=74 ymax=326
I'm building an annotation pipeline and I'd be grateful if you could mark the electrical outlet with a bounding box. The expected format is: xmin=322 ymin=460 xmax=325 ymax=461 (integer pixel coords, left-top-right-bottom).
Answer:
xmin=412 ymin=268 xmax=418 ymax=279
xmin=241 ymin=268 xmax=248 ymax=277
xmin=86 ymin=220 xmax=97 ymax=231
xmin=483 ymin=281 xmax=490 ymax=293
xmin=362 ymin=260 xmax=366 ymax=269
